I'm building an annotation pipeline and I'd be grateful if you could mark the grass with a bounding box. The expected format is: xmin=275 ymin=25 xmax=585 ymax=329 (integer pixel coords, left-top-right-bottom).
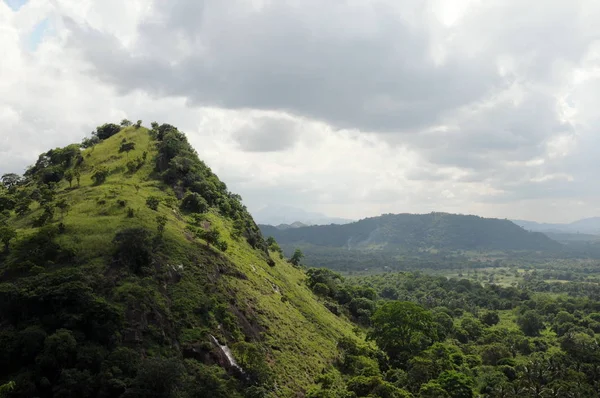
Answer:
xmin=5 ymin=126 xmax=360 ymax=396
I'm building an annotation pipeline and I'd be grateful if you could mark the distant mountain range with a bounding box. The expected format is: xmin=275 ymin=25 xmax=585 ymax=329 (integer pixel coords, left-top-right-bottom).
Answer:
xmin=512 ymin=217 xmax=600 ymax=235
xmin=261 ymin=212 xmax=561 ymax=252
xmin=251 ymin=204 xmax=353 ymax=226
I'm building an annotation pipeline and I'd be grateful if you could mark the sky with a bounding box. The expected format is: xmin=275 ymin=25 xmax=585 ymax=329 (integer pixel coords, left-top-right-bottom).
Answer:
xmin=1 ymin=0 xmax=600 ymax=223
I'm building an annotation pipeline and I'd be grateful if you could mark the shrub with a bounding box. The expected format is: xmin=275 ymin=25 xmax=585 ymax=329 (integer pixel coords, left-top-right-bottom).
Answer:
xmin=91 ymin=167 xmax=109 ymax=185
xmin=95 ymin=123 xmax=121 ymax=140
xmin=112 ymin=228 xmax=153 ymax=274
xmin=180 ymin=192 xmax=209 ymax=214
xmin=146 ymin=196 xmax=160 ymax=211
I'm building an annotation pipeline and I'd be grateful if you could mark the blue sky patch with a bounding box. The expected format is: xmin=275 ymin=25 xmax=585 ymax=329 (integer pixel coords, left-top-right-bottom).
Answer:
xmin=27 ymin=18 xmax=49 ymax=51
xmin=4 ymin=0 xmax=28 ymax=11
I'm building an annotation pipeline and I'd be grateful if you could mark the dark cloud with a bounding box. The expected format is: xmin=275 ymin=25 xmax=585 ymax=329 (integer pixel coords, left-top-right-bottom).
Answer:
xmin=64 ymin=0 xmax=503 ymax=133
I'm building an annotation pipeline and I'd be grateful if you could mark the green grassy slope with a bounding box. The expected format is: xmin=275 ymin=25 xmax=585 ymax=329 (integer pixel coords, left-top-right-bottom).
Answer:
xmin=0 ymin=125 xmax=358 ymax=397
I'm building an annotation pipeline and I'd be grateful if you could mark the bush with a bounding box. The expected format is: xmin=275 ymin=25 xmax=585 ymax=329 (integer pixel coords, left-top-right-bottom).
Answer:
xmin=180 ymin=192 xmax=209 ymax=213
xmin=146 ymin=196 xmax=160 ymax=211
xmin=91 ymin=167 xmax=109 ymax=185
xmin=95 ymin=123 xmax=121 ymax=140
xmin=480 ymin=311 xmax=500 ymax=326
xmin=112 ymin=228 xmax=153 ymax=274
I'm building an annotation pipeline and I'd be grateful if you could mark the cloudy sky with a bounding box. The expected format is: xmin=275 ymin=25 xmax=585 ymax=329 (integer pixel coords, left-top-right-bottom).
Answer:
xmin=2 ymin=0 xmax=600 ymax=223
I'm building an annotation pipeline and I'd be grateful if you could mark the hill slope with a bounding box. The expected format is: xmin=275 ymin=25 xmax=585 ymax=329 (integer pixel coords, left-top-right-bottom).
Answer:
xmin=0 ymin=123 xmax=358 ymax=397
xmin=261 ymin=212 xmax=561 ymax=252
xmin=513 ymin=217 xmax=600 ymax=235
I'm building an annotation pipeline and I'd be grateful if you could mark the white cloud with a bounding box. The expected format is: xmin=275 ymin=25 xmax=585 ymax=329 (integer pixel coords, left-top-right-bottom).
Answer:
xmin=2 ymin=0 xmax=600 ymax=223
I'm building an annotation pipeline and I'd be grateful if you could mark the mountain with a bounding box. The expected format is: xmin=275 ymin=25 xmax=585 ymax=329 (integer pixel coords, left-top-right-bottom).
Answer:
xmin=251 ymin=204 xmax=353 ymax=226
xmin=261 ymin=212 xmax=561 ymax=252
xmin=0 ymin=123 xmax=358 ymax=397
xmin=274 ymin=221 xmax=308 ymax=230
xmin=513 ymin=217 xmax=600 ymax=235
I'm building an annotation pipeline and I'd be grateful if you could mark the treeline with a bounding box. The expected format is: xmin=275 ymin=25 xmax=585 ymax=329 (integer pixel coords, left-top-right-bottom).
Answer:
xmin=304 ymin=268 xmax=600 ymax=397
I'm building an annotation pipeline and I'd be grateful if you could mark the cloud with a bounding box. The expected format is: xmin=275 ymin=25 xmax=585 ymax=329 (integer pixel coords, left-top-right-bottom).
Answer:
xmin=3 ymin=0 xmax=600 ymax=223
xmin=232 ymin=115 xmax=300 ymax=152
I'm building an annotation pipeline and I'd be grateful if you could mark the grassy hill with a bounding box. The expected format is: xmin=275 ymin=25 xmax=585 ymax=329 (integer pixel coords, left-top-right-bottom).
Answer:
xmin=0 ymin=123 xmax=358 ymax=397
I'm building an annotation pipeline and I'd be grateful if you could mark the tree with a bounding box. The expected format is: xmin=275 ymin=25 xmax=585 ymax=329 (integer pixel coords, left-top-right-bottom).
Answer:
xmin=64 ymin=169 xmax=74 ymax=188
xmin=290 ymin=249 xmax=304 ymax=266
xmin=180 ymin=192 xmax=209 ymax=213
xmin=200 ymin=228 xmax=221 ymax=247
xmin=56 ymin=199 xmax=70 ymax=219
xmin=156 ymin=215 xmax=167 ymax=237
xmin=91 ymin=167 xmax=109 ymax=185
xmin=419 ymin=382 xmax=450 ymax=398
xmin=15 ymin=196 xmax=32 ymax=216
xmin=517 ymin=310 xmax=545 ymax=337
xmin=369 ymin=301 xmax=438 ymax=363
xmin=437 ymin=371 xmax=474 ymax=398
xmin=119 ymin=142 xmax=136 ymax=160
xmin=135 ymin=120 xmax=142 ymax=128
xmin=95 ymin=123 xmax=121 ymax=140
xmin=480 ymin=310 xmax=500 ymax=326
xmin=0 ymin=225 xmax=17 ymax=252
xmin=113 ymin=228 xmax=153 ymax=274
xmin=1 ymin=173 xmax=21 ymax=191
xmin=146 ymin=196 xmax=160 ymax=211
xmin=74 ymin=169 xmax=81 ymax=187
xmin=0 ymin=381 xmax=15 ymax=397
xmin=120 ymin=119 xmax=132 ymax=127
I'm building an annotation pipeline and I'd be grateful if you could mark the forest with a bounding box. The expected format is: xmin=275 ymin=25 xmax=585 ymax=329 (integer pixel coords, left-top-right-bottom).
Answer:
xmin=300 ymin=267 xmax=600 ymax=397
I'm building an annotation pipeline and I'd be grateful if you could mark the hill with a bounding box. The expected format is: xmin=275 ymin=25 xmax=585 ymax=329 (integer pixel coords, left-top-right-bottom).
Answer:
xmin=513 ymin=217 xmax=600 ymax=235
xmin=261 ymin=212 xmax=561 ymax=252
xmin=252 ymin=204 xmax=353 ymax=226
xmin=0 ymin=122 xmax=359 ymax=397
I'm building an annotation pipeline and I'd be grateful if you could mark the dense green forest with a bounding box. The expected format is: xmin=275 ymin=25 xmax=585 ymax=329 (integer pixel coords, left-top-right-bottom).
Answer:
xmin=300 ymin=268 xmax=600 ymax=397
xmin=3 ymin=121 xmax=600 ymax=397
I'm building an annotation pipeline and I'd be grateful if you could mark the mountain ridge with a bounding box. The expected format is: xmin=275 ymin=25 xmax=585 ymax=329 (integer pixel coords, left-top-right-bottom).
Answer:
xmin=513 ymin=217 xmax=600 ymax=235
xmin=260 ymin=212 xmax=561 ymax=252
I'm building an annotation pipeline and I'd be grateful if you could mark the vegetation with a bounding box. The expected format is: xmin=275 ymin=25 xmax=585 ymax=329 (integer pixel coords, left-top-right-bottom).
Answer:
xmin=4 ymin=120 xmax=600 ymax=397
xmin=0 ymin=122 xmax=359 ymax=397
xmin=304 ymin=268 xmax=600 ymax=397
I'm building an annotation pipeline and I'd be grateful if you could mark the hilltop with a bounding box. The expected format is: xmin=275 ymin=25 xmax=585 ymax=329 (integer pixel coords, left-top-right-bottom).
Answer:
xmin=0 ymin=122 xmax=359 ymax=397
xmin=260 ymin=212 xmax=560 ymax=252
xmin=259 ymin=213 xmax=563 ymax=272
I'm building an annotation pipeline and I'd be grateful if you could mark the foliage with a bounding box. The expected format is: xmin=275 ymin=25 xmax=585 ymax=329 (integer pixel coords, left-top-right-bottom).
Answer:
xmin=145 ymin=196 xmax=160 ymax=211
xmin=517 ymin=310 xmax=545 ymax=337
xmin=112 ymin=228 xmax=154 ymax=274
xmin=119 ymin=141 xmax=136 ymax=159
xmin=290 ymin=248 xmax=304 ymax=266
xmin=94 ymin=123 xmax=121 ymax=140
xmin=0 ymin=225 xmax=16 ymax=251
xmin=91 ymin=166 xmax=109 ymax=185
xmin=180 ymin=192 xmax=208 ymax=213
xmin=369 ymin=301 xmax=438 ymax=364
